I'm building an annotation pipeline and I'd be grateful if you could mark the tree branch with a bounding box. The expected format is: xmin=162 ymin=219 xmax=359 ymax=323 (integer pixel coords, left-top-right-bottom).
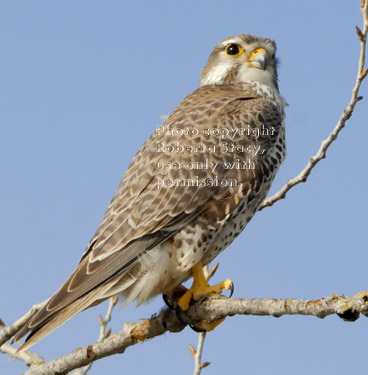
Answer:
xmin=0 ymin=304 xmax=46 ymax=368
xmin=70 ymin=297 xmax=118 ymax=375
xmin=0 ymin=343 xmax=43 ymax=367
xmin=0 ymin=300 xmax=46 ymax=348
xmin=258 ymin=0 xmax=368 ymax=210
xmin=17 ymin=291 xmax=368 ymax=375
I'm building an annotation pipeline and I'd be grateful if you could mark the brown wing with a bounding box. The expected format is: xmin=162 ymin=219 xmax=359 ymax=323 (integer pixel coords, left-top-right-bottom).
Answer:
xmin=15 ymin=83 xmax=285 ymax=348
xmin=85 ymin=83 xmax=284 ymax=259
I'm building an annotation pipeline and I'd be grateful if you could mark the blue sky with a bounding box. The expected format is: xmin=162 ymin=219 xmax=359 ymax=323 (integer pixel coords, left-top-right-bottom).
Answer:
xmin=1 ymin=1 xmax=367 ymax=374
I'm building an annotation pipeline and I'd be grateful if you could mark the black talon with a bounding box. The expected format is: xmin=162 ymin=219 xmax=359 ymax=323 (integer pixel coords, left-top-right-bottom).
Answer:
xmin=229 ymin=281 xmax=234 ymax=298
xmin=175 ymin=304 xmax=188 ymax=325
xmin=176 ymin=304 xmax=208 ymax=332
xmin=189 ymin=323 xmax=207 ymax=333
xmin=162 ymin=294 xmax=174 ymax=310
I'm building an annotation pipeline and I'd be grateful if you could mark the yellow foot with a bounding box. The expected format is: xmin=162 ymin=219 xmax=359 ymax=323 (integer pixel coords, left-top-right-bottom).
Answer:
xmin=194 ymin=317 xmax=225 ymax=332
xmin=178 ymin=278 xmax=233 ymax=310
xmin=177 ymin=262 xmax=233 ymax=331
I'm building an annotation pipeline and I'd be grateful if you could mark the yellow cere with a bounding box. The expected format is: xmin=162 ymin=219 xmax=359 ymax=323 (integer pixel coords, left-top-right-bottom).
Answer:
xmin=249 ymin=48 xmax=267 ymax=59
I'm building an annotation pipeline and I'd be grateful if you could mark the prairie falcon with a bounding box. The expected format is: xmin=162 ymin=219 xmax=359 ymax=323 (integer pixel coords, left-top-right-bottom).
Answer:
xmin=15 ymin=34 xmax=287 ymax=350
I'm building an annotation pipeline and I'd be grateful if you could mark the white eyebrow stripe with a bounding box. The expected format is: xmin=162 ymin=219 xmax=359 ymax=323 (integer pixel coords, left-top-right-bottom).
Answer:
xmin=220 ymin=39 xmax=240 ymax=47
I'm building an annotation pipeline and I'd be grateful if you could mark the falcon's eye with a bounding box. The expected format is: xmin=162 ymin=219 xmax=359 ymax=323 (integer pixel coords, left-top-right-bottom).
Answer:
xmin=225 ymin=43 xmax=244 ymax=57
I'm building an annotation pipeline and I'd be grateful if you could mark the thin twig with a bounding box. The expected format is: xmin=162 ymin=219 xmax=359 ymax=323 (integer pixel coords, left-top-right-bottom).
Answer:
xmin=71 ymin=296 xmax=118 ymax=375
xmin=189 ymin=265 xmax=217 ymax=375
xmin=0 ymin=343 xmax=43 ymax=367
xmin=259 ymin=0 xmax=368 ymax=210
xmin=0 ymin=301 xmax=46 ymax=367
xmin=192 ymin=333 xmax=209 ymax=375
xmin=0 ymin=300 xmax=47 ymax=347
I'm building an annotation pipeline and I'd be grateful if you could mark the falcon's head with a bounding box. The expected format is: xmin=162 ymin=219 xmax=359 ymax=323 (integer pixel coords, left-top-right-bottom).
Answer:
xmin=200 ymin=34 xmax=279 ymax=89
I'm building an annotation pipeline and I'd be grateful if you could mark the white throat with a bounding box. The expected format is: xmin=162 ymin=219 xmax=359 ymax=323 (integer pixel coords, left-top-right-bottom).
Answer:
xmin=200 ymin=63 xmax=275 ymax=89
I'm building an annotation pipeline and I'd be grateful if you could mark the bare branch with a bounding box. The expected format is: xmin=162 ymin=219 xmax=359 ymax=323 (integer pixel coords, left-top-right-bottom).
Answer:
xmin=0 ymin=302 xmax=46 ymax=368
xmin=192 ymin=333 xmax=209 ymax=375
xmin=189 ymin=265 xmax=216 ymax=375
xmin=71 ymin=297 xmax=118 ymax=375
xmin=259 ymin=0 xmax=368 ymax=210
xmin=14 ymin=291 xmax=368 ymax=375
xmin=0 ymin=343 xmax=43 ymax=367
xmin=0 ymin=300 xmax=47 ymax=347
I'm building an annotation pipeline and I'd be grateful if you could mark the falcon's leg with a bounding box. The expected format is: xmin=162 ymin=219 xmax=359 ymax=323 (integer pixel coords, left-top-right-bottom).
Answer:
xmin=177 ymin=261 xmax=233 ymax=331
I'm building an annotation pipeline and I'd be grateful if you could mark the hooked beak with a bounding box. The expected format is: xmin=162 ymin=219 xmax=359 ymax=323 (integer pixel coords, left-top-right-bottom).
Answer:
xmin=248 ymin=48 xmax=268 ymax=70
